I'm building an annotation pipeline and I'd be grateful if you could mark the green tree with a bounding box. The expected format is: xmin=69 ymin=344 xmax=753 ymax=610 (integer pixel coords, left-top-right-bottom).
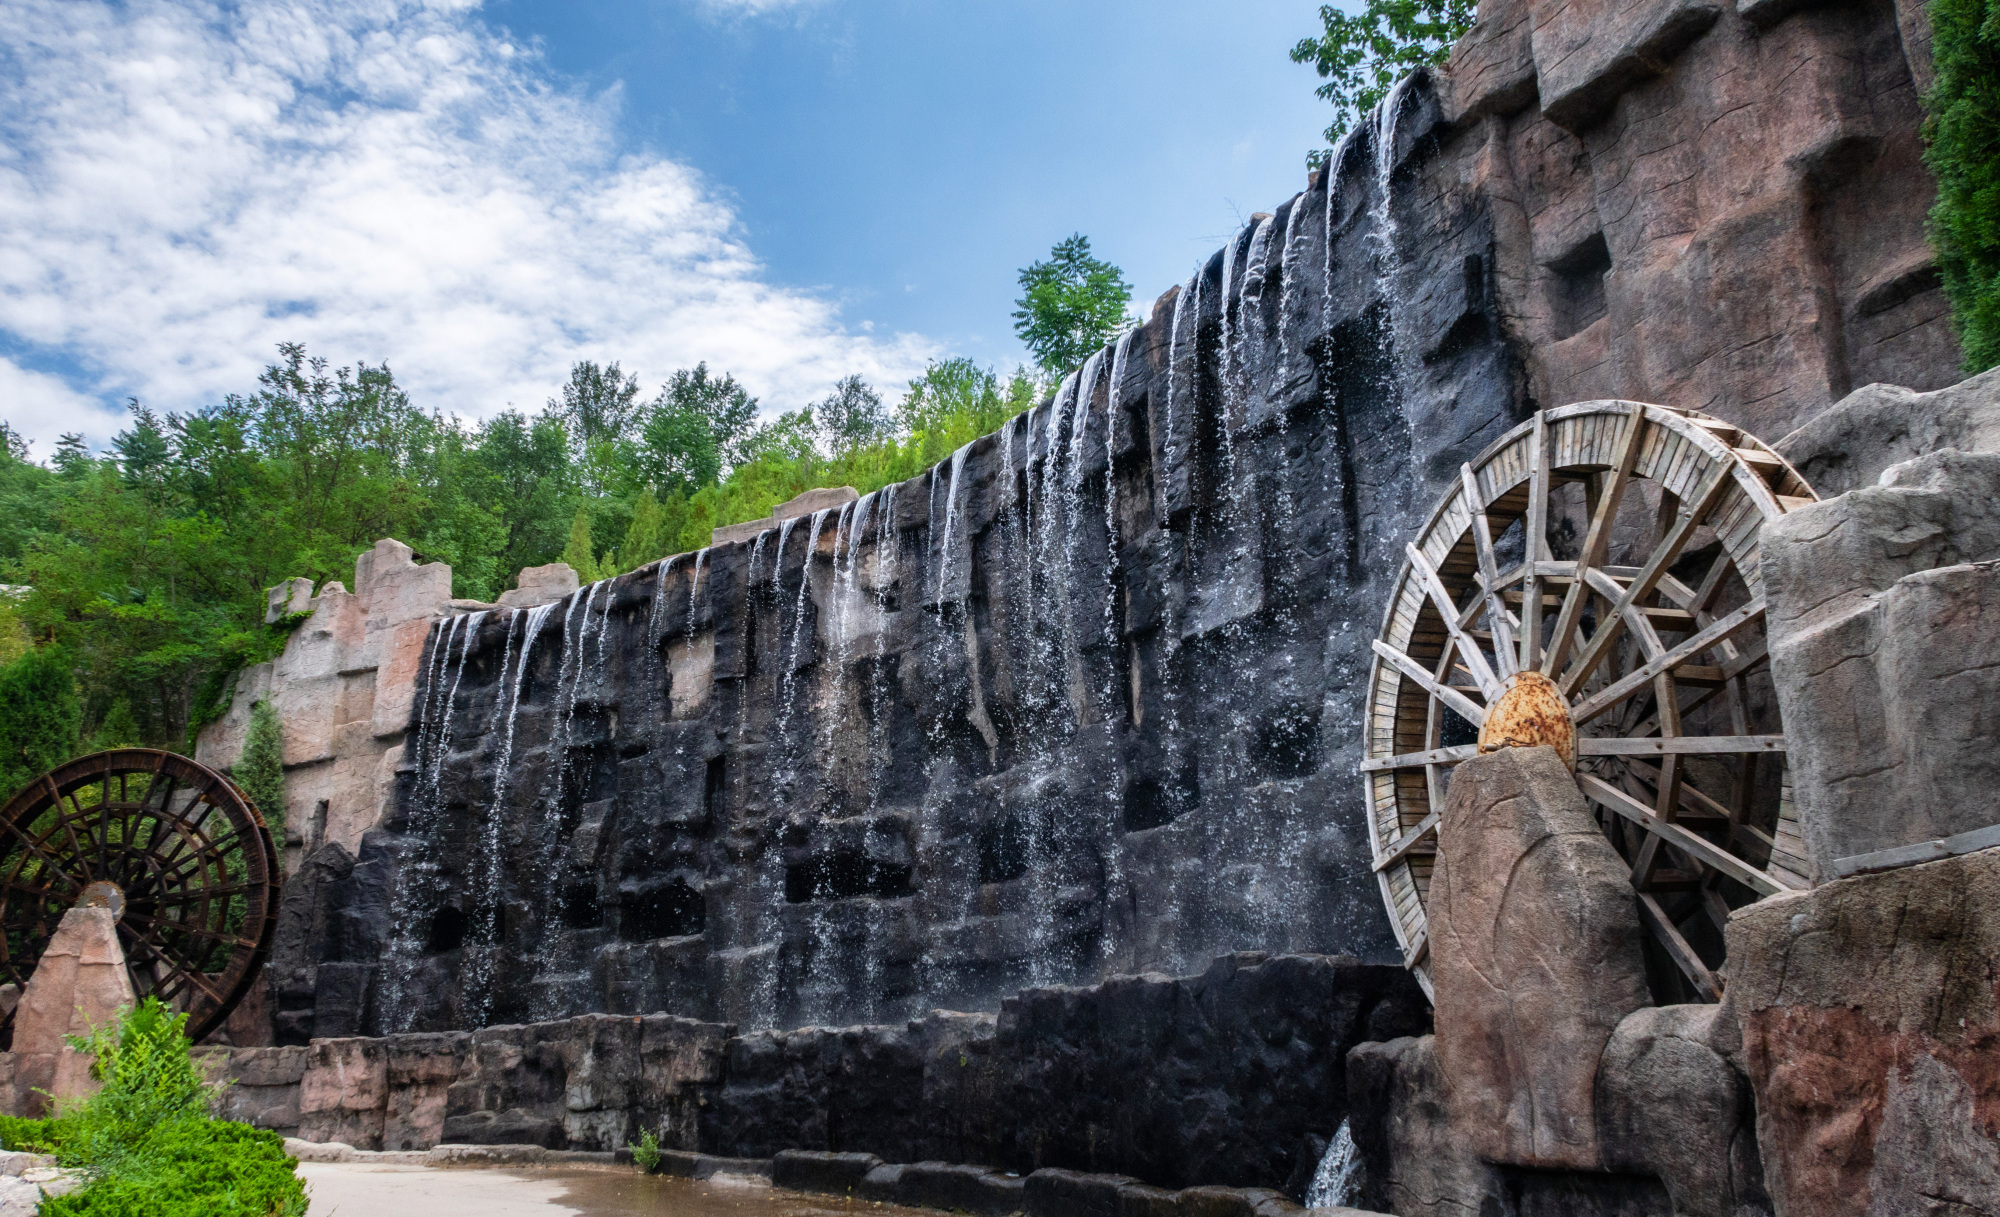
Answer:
xmin=898 ymin=358 xmax=1014 ymax=440
xmin=1923 ymin=0 xmax=2000 ymax=373
xmin=0 ymin=646 xmax=82 ymax=796
xmin=1290 ymin=1 xmax=1474 ymax=160
xmin=552 ymin=360 xmax=643 ymax=495
xmin=233 ymin=700 xmax=285 ymax=824
xmin=660 ymin=364 xmax=761 ymax=474
xmin=0 ymin=423 xmax=27 ymax=462
xmin=813 ymin=375 xmax=891 ymax=456
xmin=617 ymin=488 xmax=672 ymax=572
xmin=636 ymin=398 xmax=721 ymax=496
xmin=91 ymin=699 xmax=142 ymax=750
xmin=561 ymin=507 xmax=604 ymax=583
xmin=1012 ymin=235 xmax=1133 ymax=378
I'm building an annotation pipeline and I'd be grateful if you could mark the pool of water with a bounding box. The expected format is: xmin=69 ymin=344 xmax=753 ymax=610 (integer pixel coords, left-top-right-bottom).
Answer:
xmin=301 ymin=1162 xmax=944 ymax=1217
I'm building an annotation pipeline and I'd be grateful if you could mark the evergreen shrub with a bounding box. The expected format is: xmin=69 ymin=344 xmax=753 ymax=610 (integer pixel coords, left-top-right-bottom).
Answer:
xmin=1924 ymin=0 xmax=2000 ymax=372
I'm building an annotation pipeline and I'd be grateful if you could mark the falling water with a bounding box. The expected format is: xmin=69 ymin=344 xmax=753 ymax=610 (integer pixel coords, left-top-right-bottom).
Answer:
xmin=1276 ymin=192 xmax=1306 ymax=374
xmin=1305 ymin=1120 xmax=1363 ymax=1209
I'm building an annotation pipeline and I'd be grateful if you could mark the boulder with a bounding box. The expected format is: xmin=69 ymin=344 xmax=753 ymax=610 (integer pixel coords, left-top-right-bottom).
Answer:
xmin=1764 ymin=450 xmax=2000 ymax=875
xmin=1777 ymin=367 xmax=2000 ymax=497
xmin=497 ymin=561 xmax=579 ymax=610
xmin=1726 ymin=848 xmax=2000 ymax=1217
xmin=1426 ymin=746 xmax=1652 ymax=1170
xmin=1595 ymin=1004 xmax=1769 ymax=1215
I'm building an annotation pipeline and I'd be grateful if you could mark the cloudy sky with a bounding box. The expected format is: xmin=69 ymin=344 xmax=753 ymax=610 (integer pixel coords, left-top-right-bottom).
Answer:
xmin=0 ymin=0 xmax=1337 ymax=454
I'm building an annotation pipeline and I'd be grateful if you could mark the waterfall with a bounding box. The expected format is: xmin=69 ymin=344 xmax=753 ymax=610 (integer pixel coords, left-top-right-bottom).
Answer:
xmin=1305 ymin=1120 xmax=1363 ymax=1210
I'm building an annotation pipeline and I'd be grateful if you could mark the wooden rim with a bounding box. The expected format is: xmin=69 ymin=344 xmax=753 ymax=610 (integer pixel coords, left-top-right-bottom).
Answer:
xmin=0 ymin=749 xmax=281 ymax=1044
xmin=1363 ymin=402 xmax=1817 ymax=1001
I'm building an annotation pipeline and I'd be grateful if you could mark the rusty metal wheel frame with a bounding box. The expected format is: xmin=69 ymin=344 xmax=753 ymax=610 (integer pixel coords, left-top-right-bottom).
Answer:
xmin=0 ymin=749 xmax=280 ymax=1044
xmin=1364 ymin=402 xmax=1819 ymax=1000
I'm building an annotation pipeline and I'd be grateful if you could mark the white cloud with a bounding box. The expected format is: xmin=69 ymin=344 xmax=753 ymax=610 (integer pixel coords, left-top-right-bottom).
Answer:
xmin=0 ymin=359 xmax=124 ymax=457
xmin=0 ymin=0 xmax=932 ymax=447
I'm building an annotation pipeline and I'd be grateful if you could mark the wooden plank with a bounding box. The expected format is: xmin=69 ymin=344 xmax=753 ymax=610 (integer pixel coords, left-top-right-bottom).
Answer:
xmin=1360 ymin=744 xmax=1482 ymax=772
xmin=1637 ymin=893 xmax=1723 ymax=1001
xmin=1373 ymin=639 xmax=1488 ymax=727
xmin=1579 ymin=772 xmax=1791 ymax=895
xmin=1577 ymin=735 xmax=1785 ymax=756
xmin=1571 ymin=597 xmax=1767 ymax=724
xmin=1407 ymin=543 xmax=1503 ymax=699
xmin=1374 ymin=811 xmax=1442 ymax=872
xmin=1462 ymin=463 xmax=1518 ymax=677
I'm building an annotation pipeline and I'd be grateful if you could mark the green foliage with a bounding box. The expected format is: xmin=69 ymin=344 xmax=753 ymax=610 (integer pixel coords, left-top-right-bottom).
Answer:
xmin=31 ymin=999 xmax=307 ymax=1217
xmin=233 ymin=700 xmax=286 ymax=823
xmin=1012 ymin=235 xmax=1134 ymax=378
xmin=629 ymin=1126 xmax=663 ymax=1173
xmin=2 ymin=339 xmax=1049 ymax=741
xmin=0 ymin=645 xmax=82 ymax=797
xmin=1923 ymin=0 xmax=2000 ymax=373
xmin=813 ymin=375 xmax=893 ymax=456
xmin=562 ymin=508 xmax=605 ymax=583
xmin=1291 ymin=1 xmax=1474 ymax=160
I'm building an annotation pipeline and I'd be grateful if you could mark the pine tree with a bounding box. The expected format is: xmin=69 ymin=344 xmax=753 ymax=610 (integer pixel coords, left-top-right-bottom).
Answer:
xmin=619 ymin=489 xmax=669 ymax=574
xmin=562 ymin=508 xmax=602 ymax=582
xmin=234 ymin=700 xmax=286 ymax=824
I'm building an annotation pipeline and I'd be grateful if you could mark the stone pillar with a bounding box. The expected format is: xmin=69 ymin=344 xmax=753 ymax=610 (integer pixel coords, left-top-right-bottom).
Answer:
xmin=1426 ymin=745 xmax=1653 ymax=1170
xmin=4 ymin=907 xmax=136 ymax=1115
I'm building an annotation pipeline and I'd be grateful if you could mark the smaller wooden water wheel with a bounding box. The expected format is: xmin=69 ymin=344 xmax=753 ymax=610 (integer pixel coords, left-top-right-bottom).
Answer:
xmin=1364 ymin=402 xmax=1819 ymax=1001
xmin=0 ymin=749 xmax=281 ymax=1044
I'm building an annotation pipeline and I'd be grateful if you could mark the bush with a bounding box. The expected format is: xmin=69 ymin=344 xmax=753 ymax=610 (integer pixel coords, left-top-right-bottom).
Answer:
xmin=32 ymin=998 xmax=308 ymax=1217
xmin=1923 ymin=0 xmax=2000 ymax=372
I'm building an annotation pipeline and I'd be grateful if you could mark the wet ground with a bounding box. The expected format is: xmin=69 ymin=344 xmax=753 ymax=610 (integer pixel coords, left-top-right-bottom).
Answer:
xmin=301 ymin=1162 xmax=937 ymax=1217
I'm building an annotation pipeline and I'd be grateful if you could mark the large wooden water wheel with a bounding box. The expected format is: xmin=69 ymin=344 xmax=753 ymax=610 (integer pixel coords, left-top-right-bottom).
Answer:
xmin=0 ymin=749 xmax=281 ymax=1044
xmin=1364 ymin=402 xmax=1818 ymax=1001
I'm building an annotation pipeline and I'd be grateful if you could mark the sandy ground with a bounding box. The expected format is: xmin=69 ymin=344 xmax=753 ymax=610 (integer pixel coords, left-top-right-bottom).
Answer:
xmin=300 ymin=1163 xmax=926 ymax=1217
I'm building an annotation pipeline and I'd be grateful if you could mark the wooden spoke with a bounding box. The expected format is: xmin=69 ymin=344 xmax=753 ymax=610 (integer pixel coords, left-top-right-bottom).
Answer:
xmin=1521 ymin=411 xmax=1551 ymax=672
xmin=1542 ymin=405 xmax=1647 ymax=676
xmin=1366 ymin=403 xmax=1814 ymax=1001
xmin=0 ymin=750 xmax=280 ymax=1046
xmin=1572 ymin=598 xmax=1767 ymax=725
xmin=1373 ymin=639 xmax=1487 ymax=727
xmin=1560 ymin=464 xmax=1732 ymax=695
xmin=1406 ymin=544 xmax=1503 ymax=699
xmin=1461 ymin=464 xmax=1517 ymax=678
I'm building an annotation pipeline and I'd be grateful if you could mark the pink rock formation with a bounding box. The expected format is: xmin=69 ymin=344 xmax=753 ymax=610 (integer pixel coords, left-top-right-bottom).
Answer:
xmin=4 ymin=907 xmax=136 ymax=1116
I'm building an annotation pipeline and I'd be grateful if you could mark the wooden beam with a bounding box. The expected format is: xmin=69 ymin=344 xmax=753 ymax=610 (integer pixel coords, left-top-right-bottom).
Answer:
xmin=1637 ymin=892 xmax=1723 ymax=1001
xmin=1579 ymin=772 xmax=1791 ymax=895
xmin=1373 ymin=639 xmax=1487 ymax=727
xmin=1571 ymin=598 xmax=1767 ymax=724
xmin=1374 ymin=811 xmax=1442 ymax=872
xmin=1360 ymin=744 xmax=1481 ymax=772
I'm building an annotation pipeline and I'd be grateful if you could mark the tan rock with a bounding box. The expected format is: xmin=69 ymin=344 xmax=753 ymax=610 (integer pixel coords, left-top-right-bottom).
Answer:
xmin=1727 ymin=848 xmax=2000 ymax=1217
xmin=497 ymin=562 xmax=579 ymax=610
xmin=10 ymin=907 xmax=137 ymax=1114
xmin=1426 ymin=746 xmax=1651 ymax=1170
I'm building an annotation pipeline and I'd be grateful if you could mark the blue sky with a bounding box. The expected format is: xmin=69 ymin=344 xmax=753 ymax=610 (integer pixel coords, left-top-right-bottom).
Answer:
xmin=0 ymin=0 xmax=1339 ymax=452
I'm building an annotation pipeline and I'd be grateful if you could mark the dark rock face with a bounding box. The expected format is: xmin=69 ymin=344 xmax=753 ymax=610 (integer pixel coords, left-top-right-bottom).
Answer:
xmin=292 ymin=72 xmax=1521 ymax=1039
xmin=218 ymin=953 xmax=1424 ymax=1193
xmin=267 ymin=0 xmax=1960 ymax=1044
xmin=705 ymin=953 xmax=1428 ymax=1190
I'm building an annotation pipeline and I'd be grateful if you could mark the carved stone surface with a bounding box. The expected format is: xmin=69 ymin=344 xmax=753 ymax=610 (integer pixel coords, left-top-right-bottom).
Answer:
xmin=1427 ymin=746 xmax=1652 ymax=1170
xmin=226 ymin=0 xmax=1959 ymax=1047
xmin=7 ymin=907 xmax=136 ymax=1115
xmin=1765 ymin=450 xmax=2000 ymax=873
xmin=1778 ymin=366 xmax=2000 ymax=497
xmin=1726 ymin=849 xmax=2000 ymax=1217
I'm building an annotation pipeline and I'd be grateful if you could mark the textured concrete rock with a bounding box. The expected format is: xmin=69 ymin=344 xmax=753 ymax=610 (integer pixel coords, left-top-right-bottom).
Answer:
xmin=1427 ymin=747 xmax=1652 ymax=1170
xmin=1727 ymin=848 xmax=2000 ymax=1217
xmin=1778 ymin=366 xmax=2000 ymax=496
xmin=1343 ymin=1036 xmax=1506 ymax=1215
xmin=1532 ymin=0 xmax=1723 ymax=132
xmin=496 ymin=562 xmax=579 ymax=610
xmin=200 ymin=1045 xmax=309 ymax=1136
xmin=266 ymin=577 xmax=315 ymax=624
xmin=9 ymin=907 xmax=137 ymax=1114
xmin=1765 ymin=450 xmax=2000 ymax=874
xmin=1595 ymin=1004 xmax=1770 ymax=1215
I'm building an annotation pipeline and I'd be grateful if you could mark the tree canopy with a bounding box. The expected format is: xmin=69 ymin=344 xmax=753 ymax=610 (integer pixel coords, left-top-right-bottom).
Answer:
xmin=1290 ymin=2 xmax=1474 ymax=164
xmin=0 ymin=344 xmax=1043 ymax=766
xmin=1012 ymin=235 xmax=1133 ymax=379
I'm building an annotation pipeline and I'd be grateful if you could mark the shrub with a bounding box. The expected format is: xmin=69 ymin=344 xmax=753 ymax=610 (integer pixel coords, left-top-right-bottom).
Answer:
xmin=1923 ymin=0 xmax=2000 ymax=372
xmin=629 ymin=1126 xmax=662 ymax=1173
xmin=32 ymin=998 xmax=307 ymax=1217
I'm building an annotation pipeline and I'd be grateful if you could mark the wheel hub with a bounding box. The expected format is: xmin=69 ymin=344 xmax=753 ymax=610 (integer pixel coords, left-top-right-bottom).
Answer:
xmin=1477 ymin=671 xmax=1576 ymax=768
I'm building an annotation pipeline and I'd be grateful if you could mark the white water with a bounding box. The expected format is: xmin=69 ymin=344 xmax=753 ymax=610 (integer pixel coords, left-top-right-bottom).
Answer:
xmin=1304 ymin=1120 xmax=1362 ymax=1210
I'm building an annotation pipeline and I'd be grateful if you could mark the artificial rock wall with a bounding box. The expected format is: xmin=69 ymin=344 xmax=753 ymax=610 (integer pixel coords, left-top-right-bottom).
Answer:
xmin=229 ymin=0 xmax=1964 ymax=1043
